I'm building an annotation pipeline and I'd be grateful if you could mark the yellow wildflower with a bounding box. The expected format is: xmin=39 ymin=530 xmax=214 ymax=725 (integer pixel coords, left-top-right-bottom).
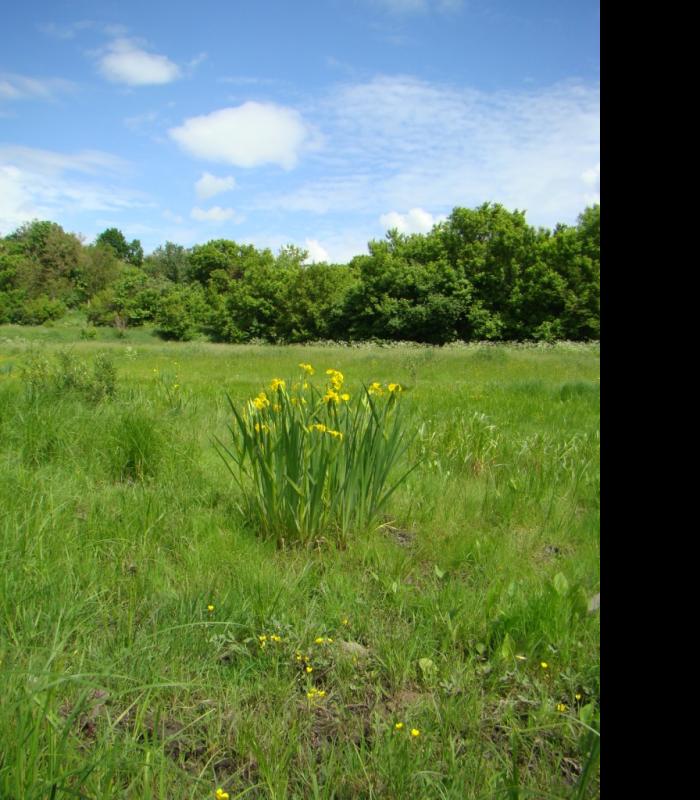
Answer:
xmin=310 ymin=423 xmax=327 ymax=433
xmin=388 ymin=383 xmax=402 ymax=394
xmin=540 ymin=661 xmax=549 ymax=669
xmin=323 ymin=389 xmax=340 ymax=404
xmin=394 ymin=722 xmax=404 ymax=731
xmin=315 ymin=637 xmax=325 ymax=645
xmin=327 ymin=429 xmax=344 ymax=440
xmin=305 ymin=665 xmax=313 ymax=673
xmin=216 ymin=789 xmax=229 ymax=800
xmin=207 ymin=604 xmax=215 ymax=612
xmin=326 ymin=369 xmax=344 ymax=390
xmin=299 ymin=363 xmax=314 ymax=375
xmin=556 ymin=703 xmax=568 ymax=713
xmin=410 ymin=728 xmax=420 ymax=737
xmin=341 ymin=393 xmax=350 ymax=402
xmin=270 ymin=634 xmax=282 ymax=643
xmin=252 ymin=392 xmax=269 ymax=410
xmin=270 ymin=378 xmax=286 ymax=391
xmin=254 ymin=422 xmax=270 ymax=433
xmin=368 ymin=382 xmax=384 ymax=396
xmin=575 ymin=692 xmax=583 ymax=701
xmin=342 ymin=617 xmax=349 ymax=626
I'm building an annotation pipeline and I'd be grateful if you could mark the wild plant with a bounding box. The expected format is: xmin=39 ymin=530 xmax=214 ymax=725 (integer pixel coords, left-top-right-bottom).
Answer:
xmin=216 ymin=365 xmax=417 ymax=547
xmin=20 ymin=349 xmax=116 ymax=402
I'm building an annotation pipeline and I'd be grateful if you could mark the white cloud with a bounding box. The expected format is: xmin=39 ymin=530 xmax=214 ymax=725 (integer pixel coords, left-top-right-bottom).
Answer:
xmin=582 ymin=162 xmax=600 ymax=187
xmin=379 ymin=207 xmax=440 ymax=233
xmin=369 ymin=0 xmax=463 ymax=12
xmin=169 ymin=102 xmax=311 ymax=169
xmin=98 ymin=38 xmax=181 ymax=85
xmin=304 ymin=239 xmax=330 ymax=263
xmin=190 ymin=205 xmax=243 ymax=223
xmin=195 ymin=172 xmax=237 ymax=200
xmin=263 ymin=76 xmax=599 ymax=229
xmin=0 ymin=72 xmax=76 ymax=101
xmin=0 ymin=145 xmax=144 ymax=235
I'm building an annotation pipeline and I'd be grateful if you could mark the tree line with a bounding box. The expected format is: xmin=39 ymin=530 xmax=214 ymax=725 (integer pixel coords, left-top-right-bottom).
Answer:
xmin=0 ymin=203 xmax=599 ymax=343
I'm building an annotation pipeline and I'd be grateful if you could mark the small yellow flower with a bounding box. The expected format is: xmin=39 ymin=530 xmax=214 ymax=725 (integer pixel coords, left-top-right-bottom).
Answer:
xmin=394 ymin=722 xmax=404 ymax=731
xmin=410 ymin=728 xmax=420 ymax=737
xmin=299 ymin=363 xmax=314 ymax=375
xmin=556 ymin=703 xmax=568 ymax=713
xmin=207 ymin=604 xmax=215 ymax=612
xmin=323 ymin=389 xmax=340 ymax=404
xmin=540 ymin=661 xmax=549 ymax=669
xmin=368 ymin=382 xmax=384 ymax=396
xmin=270 ymin=378 xmax=286 ymax=391
xmin=306 ymin=665 xmax=313 ymax=673
xmin=252 ymin=392 xmax=269 ymax=410
xmin=342 ymin=617 xmax=349 ymax=626
xmin=388 ymin=383 xmax=402 ymax=394
xmin=575 ymin=692 xmax=583 ymax=701
xmin=315 ymin=637 xmax=325 ymax=645
xmin=270 ymin=634 xmax=282 ymax=643
xmin=216 ymin=789 xmax=229 ymax=800
xmin=340 ymin=393 xmax=350 ymax=402
xmin=325 ymin=368 xmax=344 ymax=390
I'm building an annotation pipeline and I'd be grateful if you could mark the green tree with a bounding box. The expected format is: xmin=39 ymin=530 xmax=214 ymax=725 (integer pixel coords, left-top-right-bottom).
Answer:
xmin=144 ymin=242 xmax=191 ymax=282
xmin=6 ymin=220 xmax=82 ymax=305
xmin=95 ymin=228 xmax=143 ymax=266
xmin=95 ymin=228 xmax=130 ymax=260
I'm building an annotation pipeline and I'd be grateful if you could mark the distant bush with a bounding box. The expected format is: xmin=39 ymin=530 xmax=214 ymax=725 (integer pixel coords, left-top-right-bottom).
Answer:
xmin=15 ymin=294 xmax=67 ymax=325
xmin=154 ymin=284 xmax=207 ymax=341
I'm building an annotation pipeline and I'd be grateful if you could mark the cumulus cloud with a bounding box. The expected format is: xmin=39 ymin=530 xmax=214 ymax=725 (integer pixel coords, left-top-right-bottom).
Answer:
xmin=98 ymin=38 xmax=181 ymax=85
xmin=190 ymin=205 xmax=243 ymax=223
xmin=379 ymin=207 xmax=440 ymax=233
xmin=169 ymin=102 xmax=311 ymax=169
xmin=0 ymin=145 xmax=144 ymax=235
xmin=195 ymin=172 xmax=237 ymax=200
xmin=304 ymin=239 xmax=330 ymax=263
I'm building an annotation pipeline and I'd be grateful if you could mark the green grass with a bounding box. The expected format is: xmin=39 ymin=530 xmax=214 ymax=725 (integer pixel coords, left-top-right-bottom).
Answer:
xmin=0 ymin=322 xmax=600 ymax=799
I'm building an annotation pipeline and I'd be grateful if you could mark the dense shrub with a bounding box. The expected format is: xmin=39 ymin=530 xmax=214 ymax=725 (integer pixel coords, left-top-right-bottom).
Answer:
xmin=155 ymin=284 xmax=207 ymax=340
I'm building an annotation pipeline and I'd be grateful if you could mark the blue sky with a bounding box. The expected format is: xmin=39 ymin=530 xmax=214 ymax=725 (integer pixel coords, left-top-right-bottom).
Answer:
xmin=1 ymin=0 xmax=599 ymax=262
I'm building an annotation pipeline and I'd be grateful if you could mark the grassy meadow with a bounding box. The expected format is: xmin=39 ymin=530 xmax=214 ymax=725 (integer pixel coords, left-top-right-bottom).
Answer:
xmin=0 ymin=320 xmax=600 ymax=799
